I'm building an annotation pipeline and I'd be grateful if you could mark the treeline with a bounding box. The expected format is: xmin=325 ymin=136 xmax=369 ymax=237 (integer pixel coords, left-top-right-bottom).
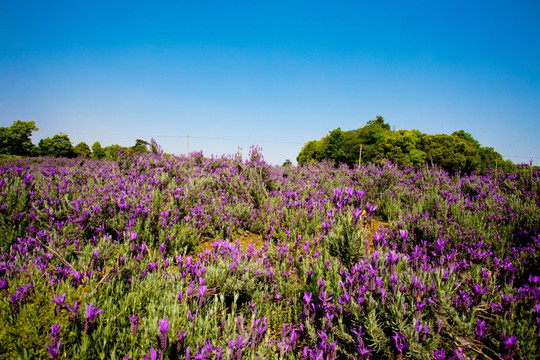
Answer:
xmin=0 ymin=120 xmax=152 ymax=159
xmin=297 ymin=116 xmax=513 ymax=173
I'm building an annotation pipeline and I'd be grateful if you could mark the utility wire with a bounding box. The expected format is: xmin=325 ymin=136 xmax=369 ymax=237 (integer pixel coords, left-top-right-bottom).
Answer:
xmin=35 ymin=130 xmax=304 ymax=145
xmin=34 ymin=129 xmax=540 ymax=159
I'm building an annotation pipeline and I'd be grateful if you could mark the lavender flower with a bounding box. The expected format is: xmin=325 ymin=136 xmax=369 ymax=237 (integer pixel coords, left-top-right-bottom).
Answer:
xmin=392 ymin=332 xmax=408 ymax=353
xmin=50 ymin=324 xmax=61 ymax=347
xmin=475 ymin=319 xmax=487 ymax=338
xmin=47 ymin=340 xmax=61 ymax=360
xmin=51 ymin=293 xmax=66 ymax=317
xmin=83 ymin=303 xmax=103 ymax=335
xmin=433 ymin=348 xmax=446 ymax=360
xmin=142 ymin=347 xmax=159 ymax=360
xmin=158 ymin=318 xmax=170 ymax=351
xmin=176 ymin=328 xmax=188 ymax=353
xmin=129 ymin=314 xmax=140 ymax=336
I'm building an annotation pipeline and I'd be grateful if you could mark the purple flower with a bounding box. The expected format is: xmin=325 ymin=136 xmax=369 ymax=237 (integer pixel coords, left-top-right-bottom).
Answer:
xmin=0 ymin=279 xmax=8 ymax=294
xmin=176 ymin=328 xmax=188 ymax=352
xmin=229 ymin=335 xmax=249 ymax=360
xmin=433 ymin=348 xmax=446 ymax=360
xmin=66 ymin=301 xmax=79 ymax=322
xmin=52 ymin=293 xmax=66 ymax=306
xmin=158 ymin=318 xmax=170 ymax=351
xmin=83 ymin=303 xmax=103 ymax=335
xmin=52 ymin=293 xmax=66 ymax=317
xmin=158 ymin=318 xmax=170 ymax=334
xmin=142 ymin=347 xmax=159 ymax=360
xmin=129 ymin=314 xmax=140 ymax=336
xmin=366 ymin=202 xmax=378 ymax=213
xmin=392 ymin=332 xmax=408 ymax=353
xmin=303 ymin=292 xmax=312 ymax=305
xmin=434 ymin=238 xmax=446 ymax=252
xmin=85 ymin=303 xmax=103 ymax=320
xmin=50 ymin=324 xmax=61 ymax=348
xmin=47 ymin=340 xmax=61 ymax=359
xmin=502 ymin=332 xmax=517 ymax=348
xmin=475 ymin=319 xmax=487 ymax=338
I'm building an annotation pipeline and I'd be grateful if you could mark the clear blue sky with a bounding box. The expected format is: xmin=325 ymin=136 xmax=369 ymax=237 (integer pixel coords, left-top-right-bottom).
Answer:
xmin=1 ymin=1 xmax=539 ymax=165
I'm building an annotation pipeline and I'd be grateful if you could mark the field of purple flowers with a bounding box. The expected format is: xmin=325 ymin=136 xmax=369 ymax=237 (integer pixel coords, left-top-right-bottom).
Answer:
xmin=1 ymin=147 xmax=539 ymax=359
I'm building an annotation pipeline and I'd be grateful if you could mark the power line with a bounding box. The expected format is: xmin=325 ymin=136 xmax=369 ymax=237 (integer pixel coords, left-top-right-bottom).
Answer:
xmin=32 ymin=130 xmax=540 ymax=159
xmin=503 ymin=155 xmax=540 ymax=159
xmin=36 ymin=130 xmax=304 ymax=145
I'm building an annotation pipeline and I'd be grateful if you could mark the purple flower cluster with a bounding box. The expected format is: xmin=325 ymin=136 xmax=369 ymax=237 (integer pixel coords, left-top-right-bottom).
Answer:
xmin=0 ymin=150 xmax=539 ymax=359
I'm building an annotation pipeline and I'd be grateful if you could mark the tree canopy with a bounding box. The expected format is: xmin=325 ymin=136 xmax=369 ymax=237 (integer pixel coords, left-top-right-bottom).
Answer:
xmin=297 ymin=116 xmax=512 ymax=173
xmin=38 ymin=133 xmax=76 ymax=158
xmin=0 ymin=120 xmax=39 ymax=156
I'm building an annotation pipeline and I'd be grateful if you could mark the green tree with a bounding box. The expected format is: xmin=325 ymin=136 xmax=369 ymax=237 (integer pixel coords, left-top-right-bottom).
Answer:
xmin=130 ymin=139 xmax=149 ymax=154
xmin=297 ymin=139 xmax=327 ymax=165
xmin=296 ymin=115 xmax=508 ymax=173
xmin=91 ymin=142 xmax=106 ymax=159
xmin=38 ymin=133 xmax=76 ymax=158
xmin=0 ymin=120 xmax=39 ymax=156
xmin=74 ymin=142 xmax=92 ymax=157
xmin=104 ymin=144 xmax=126 ymax=160
xmin=325 ymin=127 xmax=347 ymax=164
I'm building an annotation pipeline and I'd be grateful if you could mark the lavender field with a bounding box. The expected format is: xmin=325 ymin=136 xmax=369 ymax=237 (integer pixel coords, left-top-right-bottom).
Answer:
xmin=1 ymin=147 xmax=539 ymax=359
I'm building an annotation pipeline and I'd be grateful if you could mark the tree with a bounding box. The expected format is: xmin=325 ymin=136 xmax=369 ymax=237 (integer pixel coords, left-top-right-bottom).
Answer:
xmin=0 ymin=120 xmax=39 ymax=156
xmin=38 ymin=133 xmax=76 ymax=158
xmin=297 ymin=115 xmax=508 ymax=173
xmin=74 ymin=142 xmax=92 ymax=157
xmin=131 ymin=139 xmax=149 ymax=154
xmin=91 ymin=142 xmax=106 ymax=159
xmin=104 ymin=144 xmax=125 ymax=160
xmin=325 ymin=127 xmax=347 ymax=164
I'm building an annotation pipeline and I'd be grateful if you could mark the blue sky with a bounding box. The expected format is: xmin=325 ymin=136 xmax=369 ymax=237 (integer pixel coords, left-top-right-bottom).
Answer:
xmin=1 ymin=1 xmax=539 ymax=165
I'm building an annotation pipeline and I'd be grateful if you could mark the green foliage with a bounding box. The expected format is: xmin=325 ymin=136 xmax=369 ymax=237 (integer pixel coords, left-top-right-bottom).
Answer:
xmin=297 ymin=116 xmax=511 ymax=174
xmin=38 ymin=133 xmax=76 ymax=158
xmin=130 ymin=139 xmax=149 ymax=154
xmin=74 ymin=142 xmax=92 ymax=157
xmin=91 ymin=142 xmax=106 ymax=159
xmin=0 ymin=120 xmax=39 ymax=156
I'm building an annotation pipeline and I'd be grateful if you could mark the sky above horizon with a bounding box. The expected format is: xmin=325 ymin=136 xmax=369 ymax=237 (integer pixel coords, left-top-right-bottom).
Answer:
xmin=1 ymin=1 xmax=539 ymax=165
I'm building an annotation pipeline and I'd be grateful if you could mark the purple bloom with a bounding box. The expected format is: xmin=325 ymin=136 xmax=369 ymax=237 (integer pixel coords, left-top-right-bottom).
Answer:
xmin=158 ymin=318 xmax=170 ymax=334
xmin=83 ymin=303 xmax=103 ymax=335
xmin=177 ymin=329 xmax=188 ymax=352
xmin=52 ymin=293 xmax=66 ymax=306
xmin=502 ymin=332 xmax=517 ymax=348
xmin=66 ymin=301 xmax=79 ymax=322
xmin=0 ymin=279 xmax=8 ymax=294
xmin=52 ymin=292 xmax=66 ymax=317
xmin=158 ymin=318 xmax=170 ymax=351
xmin=198 ymin=285 xmax=207 ymax=298
xmin=366 ymin=202 xmax=378 ymax=213
xmin=392 ymin=332 xmax=408 ymax=353
xmin=475 ymin=319 xmax=487 ymax=338
xmin=50 ymin=324 xmax=61 ymax=349
xmin=85 ymin=303 xmax=103 ymax=320
xmin=142 ymin=347 xmax=159 ymax=360
xmin=433 ymin=348 xmax=446 ymax=360
xmin=129 ymin=314 xmax=140 ymax=336
xmin=303 ymin=292 xmax=313 ymax=305
xmin=47 ymin=340 xmax=61 ymax=359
